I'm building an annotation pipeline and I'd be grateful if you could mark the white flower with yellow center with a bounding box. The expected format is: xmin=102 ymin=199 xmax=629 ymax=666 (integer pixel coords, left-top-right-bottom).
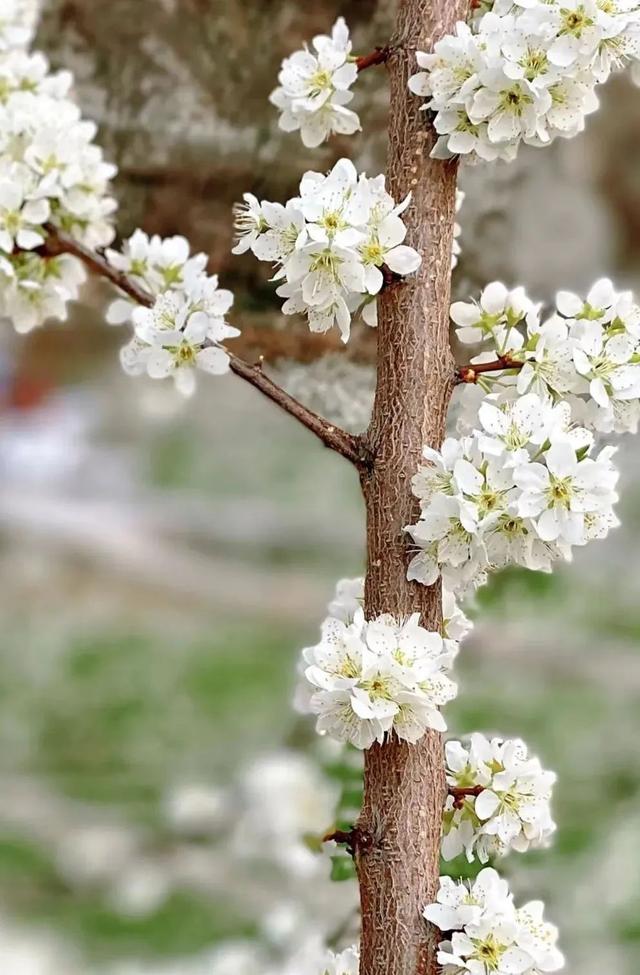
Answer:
xmin=270 ymin=18 xmax=360 ymax=148
xmin=300 ymin=610 xmax=457 ymax=749
xmin=514 ymin=440 xmax=618 ymax=544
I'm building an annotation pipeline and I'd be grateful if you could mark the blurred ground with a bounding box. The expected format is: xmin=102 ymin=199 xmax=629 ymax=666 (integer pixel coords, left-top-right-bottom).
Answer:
xmin=0 ymin=1 xmax=639 ymax=974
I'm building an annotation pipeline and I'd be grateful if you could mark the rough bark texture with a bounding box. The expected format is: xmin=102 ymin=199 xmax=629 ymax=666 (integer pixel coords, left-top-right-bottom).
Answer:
xmin=357 ymin=2 xmax=469 ymax=974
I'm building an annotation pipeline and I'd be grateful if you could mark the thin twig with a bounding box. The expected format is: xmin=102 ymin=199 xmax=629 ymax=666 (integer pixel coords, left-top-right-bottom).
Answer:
xmin=40 ymin=226 xmax=154 ymax=308
xmin=456 ymin=355 xmax=523 ymax=384
xmin=38 ymin=225 xmax=372 ymax=470
xmin=448 ymin=785 xmax=485 ymax=809
xmin=228 ymin=355 xmax=371 ymax=467
xmin=356 ymin=46 xmax=391 ymax=71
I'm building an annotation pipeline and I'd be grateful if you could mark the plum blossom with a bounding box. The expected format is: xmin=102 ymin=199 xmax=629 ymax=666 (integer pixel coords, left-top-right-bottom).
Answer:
xmin=407 ymin=401 xmax=618 ymax=588
xmin=270 ymin=18 xmax=360 ymax=147
xmin=425 ymin=870 xmax=564 ymax=975
xmin=120 ymin=282 xmax=237 ymax=397
xmin=443 ymin=734 xmax=556 ymax=863
xmin=514 ymin=442 xmax=618 ymax=545
xmin=0 ymin=0 xmax=41 ymax=51
xmin=409 ymin=0 xmax=640 ymax=163
xmin=327 ymin=576 xmax=365 ymax=624
xmin=0 ymin=178 xmax=49 ymax=252
xmin=235 ymin=159 xmax=421 ymax=343
xmin=0 ymin=16 xmax=117 ymax=332
xmin=299 ymin=610 xmax=457 ymax=749
xmin=319 ymin=945 xmax=360 ymax=975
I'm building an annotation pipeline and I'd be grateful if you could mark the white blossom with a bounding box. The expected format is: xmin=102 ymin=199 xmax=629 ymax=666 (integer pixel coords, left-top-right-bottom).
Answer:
xmin=0 ymin=25 xmax=117 ymax=333
xmin=424 ymin=867 xmax=513 ymax=932
xmin=327 ymin=576 xmax=365 ymax=624
xmin=104 ymin=228 xmax=239 ymax=395
xmin=425 ymin=869 xmax=564 ymax=975
xmin=299 ymin=610 xmax=457 ymax=749
xmin=514 ymin=441 xmax=619 ymax=545
xmin=270 ymin=18 xmax=360 ymax=147
xmin=407 ymin=402 xmax=618 ymax=588
xmin=409 ymin=0 xmax=640 ymax=163
xmin=324 ymin=575 xmax=471 ymax=658
xmin=452 ymin=188 xmax=465 ymax=269
xmin=317 ymin=945 xmax=360 ymax=975
xmin=454 ymin=278 xmax=640 ymax=433
xmin=443 ymin=734 xmax=556 ymax=863
xmin=451 ymin=281 xmax=537 ymax=349
xmin=236 ymin=159 xmax=421 ymax=343
xmin=0 ymin=250 xmax=85 ymax=333
xmin=0 ymin=0 xmax=41 ymax=52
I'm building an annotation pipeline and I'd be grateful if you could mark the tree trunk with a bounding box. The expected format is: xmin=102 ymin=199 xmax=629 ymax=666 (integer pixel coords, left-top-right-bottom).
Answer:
xmin=357 ymin=2 xmax=468 ymax=974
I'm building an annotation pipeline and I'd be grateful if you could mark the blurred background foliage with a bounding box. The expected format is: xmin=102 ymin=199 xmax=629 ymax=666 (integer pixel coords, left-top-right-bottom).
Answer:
xmin=0 ymin=0 xmax=639 ymax=973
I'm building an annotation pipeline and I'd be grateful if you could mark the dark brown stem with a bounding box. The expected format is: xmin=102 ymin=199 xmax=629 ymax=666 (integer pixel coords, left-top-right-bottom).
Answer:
xmin=448 ymin=785 xmax=484 ymax=809
xmin=41 ymin=225 xmax=154 ymax=308
xmin=355 ymin=1 xmax=469 ymax=973
xmin=228 ymin=355 xmax=371 ymax=469
xmin=356 ymin=47 xmax=391 ymax=72
xmin=38 ymin=226 xmax=370 ymax=470
xmin=324 ymin=826 xmax=375 ymax=858
xmin=456 ymin=355 xmax=523 ymax=384
xmin=381 ymin=263 xmax=404 ymax=290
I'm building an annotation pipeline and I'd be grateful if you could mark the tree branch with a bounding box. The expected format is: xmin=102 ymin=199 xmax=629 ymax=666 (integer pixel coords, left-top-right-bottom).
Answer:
xmin=227 ymin=355 xmax=372 ymax=468
xmin=456 ymin=355 xmax=523 ymax=384
xmin=41 ymin=225 xmax=154 ymax=308
xmin=356 ymin=47 xmax=391 ymax=72
xmin=38 ymin=226 xmax=371 ymax=470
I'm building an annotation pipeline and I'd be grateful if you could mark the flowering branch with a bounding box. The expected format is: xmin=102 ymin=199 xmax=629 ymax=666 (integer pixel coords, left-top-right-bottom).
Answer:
xmin=38 ymin=227 xmax=371 ymax=470
xmin=355 ymin=47 xmax=391 ymax=72
xmin=456 ymin=354 xmax=523 ymax=384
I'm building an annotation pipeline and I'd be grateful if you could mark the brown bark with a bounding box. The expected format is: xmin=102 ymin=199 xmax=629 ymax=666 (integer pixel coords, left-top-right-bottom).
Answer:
xmin=356 ymin=2 xmax=468 ymax=974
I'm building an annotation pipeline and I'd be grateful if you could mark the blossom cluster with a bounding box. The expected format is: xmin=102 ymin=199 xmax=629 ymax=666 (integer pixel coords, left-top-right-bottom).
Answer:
xmin=108 ymin=232 xmax=238 ymax=396
xmin=318 ymin=945 xmax=359 ymax=975
xmin=298 ymin=603 xmax=458 ymax=750
xmin=0 ymin=0 xmax=40 ymax=51
xmin=409 ymin=0 xmax=640 ymax=162
xmin=325 ymin=574 xmax=472 ymax=652
xmin=0 ymin=5 xmax=117 ymax=332
xmin=457 ymin=278 xmax=640 ymax=434
xmin=425 ymin=868 xmax=564 ymax=975
xmin=407 ymin=408 xmax=618 ymax=591
xmin=443 ymin=733 xmax=556 ymax=863
xmin=234 ymin=158 xmax=421 ymax=342
xmin=404 ymin=277 xmax=640 ymax=590
xmin=270 ymin=18 xmax=360 ymax=147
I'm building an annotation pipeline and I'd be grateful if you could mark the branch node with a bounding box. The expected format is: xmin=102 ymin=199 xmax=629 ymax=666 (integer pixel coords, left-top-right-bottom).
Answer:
xmin=448 ymin=785 xmax=484 ymax=809
xmin=455 ymin=354 xmax=523 ymax=384
xmin=356 ymin=46 xmax=391 ymax=72
xmin=324 ymin=826 xmax=375 ymax=858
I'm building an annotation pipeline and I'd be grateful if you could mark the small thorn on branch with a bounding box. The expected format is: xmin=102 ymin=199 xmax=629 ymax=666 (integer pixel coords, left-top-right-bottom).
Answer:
xmin=356 ymin=46 xmax=391 ymax=72
xmin=324 ymin=826 xmax=374 ymax=858
xmin=448 ymin=785 xmax=485 ymax=809
xmin=455 ymin=354 xmax=523 ymax=384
